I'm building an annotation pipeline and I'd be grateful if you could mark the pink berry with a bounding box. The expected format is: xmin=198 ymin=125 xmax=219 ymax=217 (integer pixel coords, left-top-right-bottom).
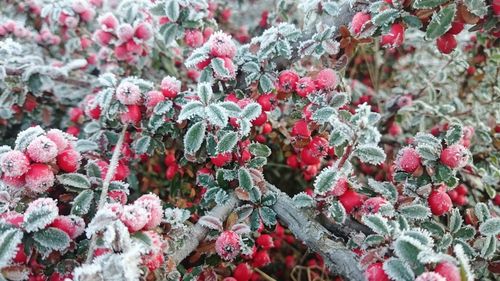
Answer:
xmin=351 ymin=12 xmax=371 ymax=35
xmin=1 ymin=175 xmax=25 ymax=188
xmin=381 ymin=23 xmax=405 ymax=48
xmin=447 ymin=21 xmax=464 ymax=35
xmin=209 ymin=31 xmax=237 ymax=58
xmin=415 ymin=272 xmax=446 ymax=281
xmin=160 ymin=76 xmax=181 ymax=99
xmin=46 ymin=129 xmax=69 ymax=153
xmin=116 ymin=81 xmax=142 ymax=105
xmin=428 ymin=190 xmax=452 ymax=216
xmin=339 ymin=189 xmax=364 ymax=213
xmin=145 ymin=90 xmax=165 ymax=110
xmin=56 ymin=149 xmax=81 ymax=173
xmin=0 ymin=150 xmax=30 ymax=177
xmin=395 ymin=147 xmax=421 ymax=173
xmin=365 ymin=262 xmax=389 ymax=281
xmin=0 ymin=211 xmax=24 ymax=227
xmin=314 ymin=68 xmax=337 ymax=90
xmin=295 ymin=77 xmax=316 ymax=97
xmin=440 ymin=144 xmax=469 ymax=169
xmin=434 ymin=262 xmax=461 ymax=281
xmin=300 ymin=148 xmax=320 ymax=165
xmin=215 ymin=230 xmax=241 ymax=261
xmin=27 ymin=136 xmax=58 ymax=163
xmin=93 ymin=30 xmax=113 ymax=46
xmin=134 ymin=22 xmax=152 ymax=40
xmin=120 ymin=205 xmax=149 ymax=232
xmin=120 ymin=105 xmax=142 ymax=125
xmin=277 ymin=70 xmax=299 ymax=93
xmin=362 ymin=196 xmax=387 ymax=214
xmin=256 ymin=93 xmax=276 ymax=112
xmin=184 ymin=29 xmax=204 ymax=47
xmin=98 ymin=12 xmax=118 ymax=31
xmin=134 ymin=193 xmax=163 ymax=230
xmin=436 ymin=34 xmax=457 ymax=54
xmin=25 ymin=164 xmax=55 ymax=193
xmin=116 ymin=23 xmax=134 ymax=41
xmin=50 ymin=215 xmax=85 ymax=239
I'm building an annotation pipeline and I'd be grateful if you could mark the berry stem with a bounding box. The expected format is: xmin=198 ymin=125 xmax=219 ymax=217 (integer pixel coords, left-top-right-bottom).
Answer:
xmin=85 ymin=125 xmax=127 ymax=263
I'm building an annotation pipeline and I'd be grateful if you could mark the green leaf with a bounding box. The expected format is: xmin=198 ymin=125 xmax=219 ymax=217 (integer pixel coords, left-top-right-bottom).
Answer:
xmin=184 ymin=121 xmax=206 ymax=154
xmin=445 ymin=124 xmax=463 ymax=145
xmin=216 ymin=132 xmax=238 ymax=153
xmin=250 ymin=210 xmax=260 ymax=231
xmin=153 ymin=100 xmax=173 ymax=115
xmin=292 ymin=192 xmax=314 ymax=208
xmin=71 ymin=190 xmax=94 ymax=216
xmin=164 ymin=0 xmax=180 ymax=21
xmin=372 ymin=9 xmax=399 ymax=26
xmin=0 ymin=229 xmax=23 ymax=267
xmin=248 ymin=143 xmax=271 ymax=157
xmin=24 ymin=205 xmax=58 ymax=233
xmin=211 ymin=57 xmax=230 ymax=78
xmin=162 ymin=23 xmax=178 ymax=45
xmin=178 ymin=101 xmax=205 ymax=121
xmin=394 ymin=236 xmax=426 ymax=265
xmin=217 ymin=101 xmax=241 ymax=117
xmin=259 ymin=207 xmax=277 ymax=227
xmin=480 ymin=235 xmax=496 ymax=259
xmin=413 ymin=0 xmax=448 ymax=9
xmin=258 ymin=74 xmax=274 ymax=93
xmin=238 ymin=168 xmax=253 ymax=192
xmin=197 ymin=82 xmax=213 ymax=105
xmin=383 ymin=258 xmax=415 ymax=281
xmin=402 ymin=15 xmax=422 ymax=28
xmin=241 ymin=103 xmax=262 ymax=121
xmin=313 ymin=167 xmax=337 ymax=195
xmin=242 ymin=61 xmax=260 ymax=73
xmin=479 ymin=217 xmax=500 ymax=236
xmin=363 ymin=214 xmax=391 ymax=235
xmin=133 ymin=135 xmax=152 ymax=155
xmin=454 ymin=226 xmax=476 ymax=240
xmin=448 ymin=208 xmax=462 ymax=233
xmin=398 ymin=204 xmax=431 ymax=220
xmin=15 ymin=126 xmax=44 ymax=150
xmin=355 ymin=144 xmax=386 ymax=165
xmin=33 ymin=227 xmax=70 ymax=251
xmin=75 ymin=140 xmax=98 ymax=152
xmin=421 ymin=221 xmax=445 ymax=237
xmin=368 ymin=179 xmax=397 ymax=202
xmin=247 ymin=157 xmax=267 ymax=168
xmin=206 ymin=104 xmax=228 ymax=127
xmin=312 ymin=107 xmax=335 ymax=124
xmin=463 ymin=0 xmax=488 ymax=17
xmin=425 ymin=4 xmax=456 ymax=40
xmin=474 ymin=203 xmax=490 ymax=222
xmin=57 ymin=174 xmax=90 ymax=191
xmin=329 ymin=201 xmax=346 ymax=223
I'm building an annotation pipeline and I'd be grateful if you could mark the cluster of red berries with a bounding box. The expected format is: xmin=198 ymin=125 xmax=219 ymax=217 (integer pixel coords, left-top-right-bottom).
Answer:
xmin=93 ymin=12 xmax=153 ymax=62
xmin=0 ymin=127 xmax=82 ymax=193
xmin=277 ymin=68 xmax=338 ymax=98
xmin=55 ymin=1 xmax=95 ymax=30
xmin=447 ymin=184 xmax=469 ymax=206
xmin=194 ymin=31 xmax=238 ymax=80
xmin=351 ymin=12 xmax=405 ymax=48
xmin=0 ymin=19 xmax=31 ymax=39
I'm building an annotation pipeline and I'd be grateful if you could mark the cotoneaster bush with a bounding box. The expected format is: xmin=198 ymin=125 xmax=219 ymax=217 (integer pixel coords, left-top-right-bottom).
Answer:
xmin=0 ymin=0 xmax=499 ymax=281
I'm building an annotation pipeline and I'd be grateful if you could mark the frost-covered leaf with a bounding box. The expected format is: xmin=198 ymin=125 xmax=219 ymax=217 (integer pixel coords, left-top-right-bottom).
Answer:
xmin=479 ymin=217 xmax=500 ymax=236
xmin=372 ymin=9 xmax=399 ymax=26
xmin=206 ymin=104 xmax=228 ymax=127
xmin=198 ymin=215 xmax=223 ymax=231
xmin=474 ymin=202 xmax=490 ymax=222
xmin=354 ymin=144 xmax=386 ymax=165
xmin=75 ymin=140 xmax=98 ymax=152
xmin=33 ymin=227 xmax=70 ymax=251
xmin=363 ymin=214 xmax=391 ymax=235
xmin=164 ymin=0 xmax=180 ymax=21
xmin=240 ymin=103 xmax=262 ymax=121
xmin=23 ymin=203 xmax=58 ymax=233
xmin=184 ymin=121 xmax=206 ymax=154
xmin=0 ymin=229 xmax=23 ymax=267
xmin=197 ymin=82 xmax=213 ymax=105
xmin=178 ymin=101 xmax=205 ymax=121
xmin=463 ymin=0 xmax=488 ymax=17
xmin=133 ymin=135 xmax=151 ymax=155
xmin=238 ymin=168 xmax=253 ymax=192
xmin=248 ymin=143 xmax=271 ymax=157
xmin=398 ymin=204 xmax=431 ymax=220
xmin=259 ymin=207 xmax=277 ymax=227
xmin=329 ymin=201 xmax=346 ymax=224
xmin=211 ymin=58 xmax=230 ymax=78
xmin=368 ymin=179 xmax=397 ymax=202
xmin=313 ymin=167 xmax=337 ymax=195
xmin=14 ymin=126 xmax=44 ymax=150
xmin=153 ymin=100 xmax=173 ymax=115
xmin=425 ymin=4 xmax=456 ymax=40
xmin=292 ymin=192 xmax=314 ymax=208
xmin=480 ymin=235 xmax=496 ymax=259
xmin=258 ymin=74 xmax=274 ymax=93
xmin=57 ymin=173 xmax=90 ymax=190
xmin=312 ymin=107 xmax=334 ymax=124
xmin=383 ymin=258 xmax=415 ymax=281
xmin=71 ymin=190 xmax=94 ymax=216
xmin=413 ymin=0 xmax=447 ymax=9
xmin=448 ymin=208 xmax=462 ymax=233
xmin=445 ymin=124 xmax=463 ymax=145
xmin=217 ymin=101 xmax=241 ymax=117
xmin=216 ymin=132 xmax=238 ymax=153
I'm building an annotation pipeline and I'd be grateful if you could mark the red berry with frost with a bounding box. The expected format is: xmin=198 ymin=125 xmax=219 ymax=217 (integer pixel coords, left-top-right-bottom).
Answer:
xmin=300 ymin=148 xmax=320 ymax=165
xmin=25 ymin=164 xmax=55 ymax=193
xmin=215 ymin=231 xmax=241 ymax=261
xmin=233 ymin=263 xmax=253 ymax=281
xmin=27 ymin=136 xmax=58 ymax=163
xmin=395 ymin=147 xmax=421 ymax=173
xmin=98 ymin=12 xmax=118 ymax=31
xmin=308 ymin=136 xmax=329 ymax=158
xmin=134 ymin=23 xmax=152 ymax=40
xmin=50 ymin=215 xmax=85 ymax=239
xmin=116 ymin=81 xmax=142 ymax=105
xmin=145 ymin=90 xmax=165 ymax=109
xmin=277 ymin=70 xmax=299 ymax=93
xmin=381 ymin=23 xmax=405 ymax=48
xmin=120 ymin=205 xmax=149 ymax=232
xmin=184 ymin=29 xmax=204 ymax=47
xmin=455 ymin=184 xmax=468 ymax=196
xmin=161 ymin=76 xmax=181 ymax=98
xmin=0 ymin=150 xmax=30 ymax=177
xmin=117 ymin=23 xmax=134 ymax=41
xmin=251 ymin=112 xmax=267 ymax=126
xmin=351 ymin=12 xmax=371 ymax=35
xmin=415 ymin=272 xmax=446 ymax=281
xmin=262 ymin=123 xmax=272 ymax=134
xmin=365 ymin=262 xmax=389 ymax=281
xmin=134 ymin=193 xmax=163 ymax=230
xmin=362 ymin=196 xmax=387 ymax=214
xmin=252 ymin=250 xmax=271 ymax=268
xmin=257 ymin=93 xmax=275 ymax=112
xmin=12 ymin=244 xmax=28 ymax=264
xmin=329 ymin=177 xmax=348 ymax=196
xmin=93 ymin=30 xmax=113 ymax=45
xmin=256 ymin=234 xmax=274 ymax=250
xmin=209 ymin=31 xmax=237 ymax=58
xmin=314 ymin=68 xmax=337 ymax=90
xmin=108 ymin=190 xmax=127 ymax=204
xmin=296 ymin=77 xmax=316 ymax=97
xmin=291 ymin=119 xmax=311 ymax=138
xmin=46 ymin=129 xmax=69 ymax=153
xmin=440 ymin=144 xmax=469 ymax=169
xmin=120 ymin=105 xmax=142 ymax=125
xmin=56 ymin=149 xmax=81 ymax=173
xmin=113 ymin=161 xmax=130 ymax=181
xmin=0 ymin=211 xmax=24 ymax=227
xmin=339 ymin=189 xmax=364 ymax=213
xmin=436 ymin=34 xmax=457 ymax=54
xmin=428 ymin=189 xmax=452 ymax=216
xmin=211 ymin=152 xmax=232 ymax=167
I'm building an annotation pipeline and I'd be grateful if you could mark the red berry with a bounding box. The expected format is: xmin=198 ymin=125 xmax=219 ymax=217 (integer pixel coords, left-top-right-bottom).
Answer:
xmin=365 ymin=262 xmax=389 ymax=281
xmin=300 ymin=147 xmax=320 ymax=165
xmin=120 ymin=105 xmax=142 ymax=124
xmin=296 ymin=77 xmax=316 ymax=97
xmin=286 ymin=154 xmax=299 ymax=168
xmin=447 ymin=21 xmax=464 ymax=35
xmin=184 ymin=29 xmax=204 ymax=48
xmin=493 ymin=194 xmax=500 ymax=206
xmin=209 ymin=31 xmax=237 ymax=58
xmin=134 ymin=193 xmax=163 ymax=230
xmin=215 ymin=231 xmax=241 ymax=261
xmin=50 ymin=215 xmax=85 ymax=239
xmin=440 ymin=144 xmax=469 ymax=169
xmin=252 ymin=250 xmax=271 ymax=268
xmin=277 ymin=70 xmax=299 ymax=93
xmin=455 ymin=184 xmax=468 ymax=196
xmin=12 ymin=244 xmax=28 ymax=264
xmin=120 ymin=205 xmax=148 ymax=232
xmin=27 ymin=136 xmax=58 ymax=163
xmin=56 ymin=149 xmax=81 ymax=173
xmin=46 ymin=129 xmax=69 ymax=153
xmin=291 ymin=119 xmax=311 ymax=138
xmin=69 ymin=107 xmax=84 ymax=123
xmin=233 ymin=263 xmax=253 ymax=281
xmin=251 ymin=112 xmax=267 ymax=126
xmin=428 ymin=190 xmax=452 ymax=216
xmin=257 ymin=93 xmax=276 ymax=112
xmin=0 ymin=150 xmax=30 ymax=177
xmin=436 ymin=34 xmax=457 ymax=54
xmin=145 ymin=90 xmax=165 ymax=110
xmin=211 ymin=152 xmax=232 ymax=167
xmin=161 ymin=76 xmax=181 ymax=99
xmin=134 ymin=22 xmax=152 ymax=40
xmin=388 ymin=122 xmax=402 ymax=136
xmin=362 ymin=196 xmax=387 ymax=214
xmin=381 ymin=23 xmax=405 ymax=48
xmin=262 ymin=123 xmax=272 ymax=134
xmin=351 ymin=12 xmax=371 ymax=35
xmin=307 ymin=136 xmax=329 ymax=158
xmin=256 ymin=234 xmax=274 ymax=250
xmin=395 ymin=147 xmax=421 ymax=173
xmin=338 ymin=189 xmax=364 ymax=213
xmin=314 ymin=68 xmax=337 ymax=90
xmin=329 ymin=177 xmax=348 ymax=196
xmin=25 ymin=164 xmax=55 ymax=193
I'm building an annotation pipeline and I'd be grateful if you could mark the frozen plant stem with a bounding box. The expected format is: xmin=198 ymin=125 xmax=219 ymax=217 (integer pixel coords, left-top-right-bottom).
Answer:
xmin=85 ymin=125 xmax=128 ymax=263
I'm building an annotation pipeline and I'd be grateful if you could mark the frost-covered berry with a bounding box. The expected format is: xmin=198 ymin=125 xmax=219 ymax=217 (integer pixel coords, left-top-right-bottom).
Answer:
xmin=428 ymin=189 xmax=452 ymax=216
xmin=161 ymin=76 xmax=181 ymax=99
xmin=120 ymin=105 xmax=142 ymax=125
xmin=141 ymin=231 xmax=164 ymax=270
xmin=395 ymin=147 xmax=421 ymax=173
xmin=308 ymin=136 xmax=329 ymax=158
xmin=211 ymin=152 xmax=232 ymax=167
xmin=25 ymin=164 xmax=55 ymax=193
xmin=116 ymin=81 xmax=142 ymax=105
xmin=257 ymin=93 xmax=276 ymax=112
xmin=314 ymin=68 xmax=337 ymax=90
xmin=116 ymin=23 xmax=134 ymax=41
xmin=134 ymin=22 xmax=152 ymax=40
xmin=339 ymin=189 xmax=364 ymax=213
xmin=415 ymin=272 xmax=446 ymax=281
xmin=300 ymin=148 xmax=320 ymax=165
xmin=233 ymin=263 xmax=253 ymax=281
xmin=351 ymin=12 xmax=371 ymax=35
xmin=0 ymin=150 xmax=30 ymax=177
xmin=296 ymin=77 xmax=316 ymax=97
xmin=362 ymin=196 xmax=388 ymax=214
xmin=277 ymin=70 xmax=299 ymax=93
xmin=434 ymin=262 xmax=460 ymax=281
xmin=94 ymin=29 xmax=113 ymax=45
xmin=215 ymin=230 xmax=241 ymax=261
xmin=330 ymin=177 xmax=348 ymax=196
xmin=24 ymin=198 xmax=58 ymax=229
xmin=145 ymin=90 xmax=165 ymax=110
xmin=0 ymin=211 xmax=24 ymax=227
xmin=291 ymin=119 xmax=311 ymax=138
xmin=120 ymin=205 xmax=149 ymax=232
xmin=27 ymin=136 xmax=58 ymax=163
xmin=436 ymin=34 xmax=457 ymax=54
xmin=134 ymin=193 xmax=163 ymax=230
xmin=46 ymin=129 xmax=69 ymax=153
xmin=2 ymin=175 xmax=25 ymax=188
xmin=98 ymin=12 xmax=118 ymax=31
xmin=56 ymin=149 xmax=81 ymax=173
xmin=184 ymin=29 xmax=204 ymax=48
xmin=50 ymin=215 xmax=85 ymax=239
xmin=209 ymin=31 xmax=237 ymax=58
xmin=381 ymin=23 xmax=405 ymax=48
xmin=365 ymin=262 xmax=389 ymax=281
xmin=440 ymin=144 xmax=469 ymax=169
